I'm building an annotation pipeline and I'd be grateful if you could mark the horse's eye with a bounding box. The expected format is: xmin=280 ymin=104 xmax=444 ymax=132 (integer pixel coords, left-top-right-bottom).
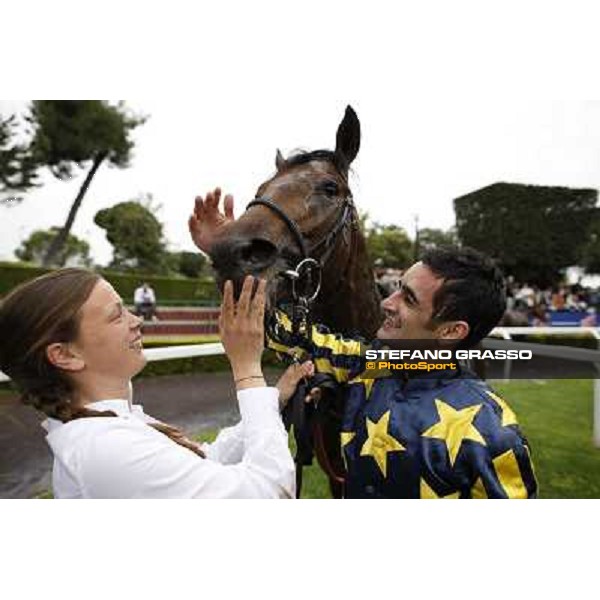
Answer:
xmin=318 ymin=180 xmax=339 ymax=196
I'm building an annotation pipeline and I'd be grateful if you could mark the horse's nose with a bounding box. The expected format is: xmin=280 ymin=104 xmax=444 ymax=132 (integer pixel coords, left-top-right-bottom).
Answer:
xmin=213 ymin=237 xmax=279 ymax=272
xmin=238 ymin=238 xmax=279 ymax=269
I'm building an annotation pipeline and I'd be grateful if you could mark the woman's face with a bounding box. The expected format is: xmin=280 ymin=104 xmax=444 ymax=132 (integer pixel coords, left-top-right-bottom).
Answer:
xmin=72 ymin=278 xmax=146 ymax=380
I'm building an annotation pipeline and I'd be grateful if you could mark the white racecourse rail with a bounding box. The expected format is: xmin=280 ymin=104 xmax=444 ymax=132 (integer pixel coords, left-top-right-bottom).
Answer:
xmin=1 ymin=329 xmax=600 ymax=446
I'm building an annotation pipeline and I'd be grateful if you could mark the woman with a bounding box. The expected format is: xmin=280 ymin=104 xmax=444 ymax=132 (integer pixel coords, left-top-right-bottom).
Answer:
xmin=0 ymin=269 xmax=312 ymax=498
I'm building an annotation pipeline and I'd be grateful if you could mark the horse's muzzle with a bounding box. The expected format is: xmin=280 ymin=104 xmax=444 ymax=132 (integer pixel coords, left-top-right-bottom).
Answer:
xmin=211 ymin=237 xmax=278 ymax=278
xmin=210 ymin=236 xmax=290 ymax=302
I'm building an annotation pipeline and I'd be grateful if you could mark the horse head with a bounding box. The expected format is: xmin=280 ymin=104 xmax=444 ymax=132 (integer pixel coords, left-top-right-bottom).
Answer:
xmin=210 ymin=106 xmax=381 ymax=337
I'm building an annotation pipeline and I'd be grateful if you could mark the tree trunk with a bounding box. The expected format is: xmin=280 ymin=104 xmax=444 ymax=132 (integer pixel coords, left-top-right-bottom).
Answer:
xmin=42 ymin=152 xmax=108 ymax=267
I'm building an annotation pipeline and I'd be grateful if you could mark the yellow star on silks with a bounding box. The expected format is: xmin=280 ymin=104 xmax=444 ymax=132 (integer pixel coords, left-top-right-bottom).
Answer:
xmin=340 ymin=431 xmax=356 ymax=448
xmin=422 ymin=399 xmax=486 ymax=466
xmin=420 ymin=478 xmax=460 ymax=499
xmin=360 ymin=411 xmax=405 ymax=478
xmin=487 ymin=391 xmax=518 ymax=427
xmin=340 ymin=432 xmax=356 ymax=470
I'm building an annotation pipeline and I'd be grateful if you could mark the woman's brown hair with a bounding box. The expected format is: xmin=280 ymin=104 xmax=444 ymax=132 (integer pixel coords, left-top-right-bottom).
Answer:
xmin=0 ymin=268 xmax=204 ymax=457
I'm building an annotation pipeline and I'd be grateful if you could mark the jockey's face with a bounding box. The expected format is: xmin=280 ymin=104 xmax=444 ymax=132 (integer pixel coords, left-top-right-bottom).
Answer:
xmin=377 ymin=262 xmax=441 ymax=341
xmin=377 ymin=261 xmax=470 ymax=344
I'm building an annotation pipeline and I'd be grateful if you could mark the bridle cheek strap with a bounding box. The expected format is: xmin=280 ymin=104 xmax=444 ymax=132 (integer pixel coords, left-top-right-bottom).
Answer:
xmin=245 ymin=195 xmax=354 ymax=266
xmin=246 ymin=197 xmax=309 ymax=258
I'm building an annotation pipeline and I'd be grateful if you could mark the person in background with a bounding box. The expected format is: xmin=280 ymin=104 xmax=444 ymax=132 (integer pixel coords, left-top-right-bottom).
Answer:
xmin=134 ymin=281 xmax=158 ymax=321
xmin=551 ymin=286 xmax=566 ymax=311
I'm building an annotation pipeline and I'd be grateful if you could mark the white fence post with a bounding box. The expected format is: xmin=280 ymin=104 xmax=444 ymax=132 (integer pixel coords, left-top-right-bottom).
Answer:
xmin=595 ymin=376 xmax=600 ymax=448
xmin=495 ymin=328 xmax=513 ymax=381
xmin=590 ymin=329 xmax=600 ymax=448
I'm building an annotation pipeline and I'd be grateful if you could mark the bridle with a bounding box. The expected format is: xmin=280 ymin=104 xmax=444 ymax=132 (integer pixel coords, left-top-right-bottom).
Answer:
xmin=245 ymin=192 xmax=356 ymax=301
xmin=245 ymin=190 xmax=357 ymax=497
xmin=246 ymin=191 xmax=355 ymax=265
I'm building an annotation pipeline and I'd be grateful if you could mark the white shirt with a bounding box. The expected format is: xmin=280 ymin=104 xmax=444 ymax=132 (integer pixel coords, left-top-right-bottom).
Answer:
xmin=134 ymin=286 xmax=156 ymax=304
xmin=42 ymin=387 xmax=295 ymax=499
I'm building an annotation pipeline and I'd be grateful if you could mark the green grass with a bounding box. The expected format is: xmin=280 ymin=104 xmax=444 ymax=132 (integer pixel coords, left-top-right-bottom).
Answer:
xmin=493 ymin=378 xmax=600 ymax=499
xmin=289 ymin=448 xmax=332 ymax=499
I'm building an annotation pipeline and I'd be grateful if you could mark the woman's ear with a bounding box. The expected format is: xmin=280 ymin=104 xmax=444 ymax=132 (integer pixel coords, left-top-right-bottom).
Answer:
xmin=437 ymin=320 xmax=470 ymax=343
xmin=46 ymin=343 xmax=85 ymax=372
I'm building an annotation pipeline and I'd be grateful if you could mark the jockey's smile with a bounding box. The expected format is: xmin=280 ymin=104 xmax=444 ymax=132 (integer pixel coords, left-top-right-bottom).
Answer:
xmin=376 ymin=261 xmax=467 ymax=343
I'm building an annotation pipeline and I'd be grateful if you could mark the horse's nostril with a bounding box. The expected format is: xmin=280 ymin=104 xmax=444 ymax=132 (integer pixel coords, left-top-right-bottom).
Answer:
xmin=241 ymin=238 xmax=278 ymax=267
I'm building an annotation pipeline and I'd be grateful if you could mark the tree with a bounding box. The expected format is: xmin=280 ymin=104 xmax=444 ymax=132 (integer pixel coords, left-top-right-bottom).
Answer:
xmin=417 ymin=227 xmax=459 ymax=255
xmin=174 ymin=251 xmax=208 ymax=278
xmin=94 ymin=200 xmax=170 ymax=273
xmin=580 ymin=215 xmax=600 ymax=274
xmin=365 ymin=223 xmax=413 ymax=269
xmin=15 ymin=227 xmax=92 ymax=267
xmin=0 ymin=114 xmax=38 ymax=203
xmin=26 ymin=101 xmax=146 ymax=266
xmin=454 ymin=182 xmax=598 ymax=286
xmin=357 ymin=209 xmax=370 ymax=235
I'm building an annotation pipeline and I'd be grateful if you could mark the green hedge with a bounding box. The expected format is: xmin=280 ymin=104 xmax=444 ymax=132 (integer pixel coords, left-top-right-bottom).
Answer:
xmin=0 ymin=262 xmax=50 ymax=295
xmin=0 ymin=261 xmax=220 ymax=305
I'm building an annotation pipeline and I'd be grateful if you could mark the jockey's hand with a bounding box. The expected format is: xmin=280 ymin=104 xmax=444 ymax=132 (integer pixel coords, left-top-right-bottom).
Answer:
xmin=304 ymin=386 xmax=323 ymax=405
xmin=188 ymin=187 xmax=235 ymax=253
xmin=276 ymin=361 xmax=314 ymax=410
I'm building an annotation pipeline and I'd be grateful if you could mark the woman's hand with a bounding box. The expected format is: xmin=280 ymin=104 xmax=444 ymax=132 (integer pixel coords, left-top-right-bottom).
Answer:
xmin=276 ymin=361 xmax=314 ymax=410
xmin=220 ymin=275 xmax=266 ymax=386
xmin=188 ymin=187 xmax=235 ymax=254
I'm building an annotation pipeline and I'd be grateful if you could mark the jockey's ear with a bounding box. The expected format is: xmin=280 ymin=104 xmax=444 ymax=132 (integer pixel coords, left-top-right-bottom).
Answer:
xmin=275 ymin=149 xmax=286 ymax=171
xmin=334 ymin=105 xmax=361 ymax=170
xmin=436 ymin=320 xmax=469 ymax=343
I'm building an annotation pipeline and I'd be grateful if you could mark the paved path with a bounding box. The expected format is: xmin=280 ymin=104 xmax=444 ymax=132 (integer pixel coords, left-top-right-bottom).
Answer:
xmin=0 ymin=369 xmax=283 ymax=499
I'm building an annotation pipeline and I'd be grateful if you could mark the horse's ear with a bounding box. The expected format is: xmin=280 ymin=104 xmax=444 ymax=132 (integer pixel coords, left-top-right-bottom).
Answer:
xmin=334 ymin=105 xmax=361 ymax=169
xmin=275 ymin=149 xmax=286 ymax=171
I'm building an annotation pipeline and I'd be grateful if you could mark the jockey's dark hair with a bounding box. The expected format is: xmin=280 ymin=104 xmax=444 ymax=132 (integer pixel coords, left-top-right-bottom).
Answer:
xmin=422 ymin=246 xmax=506 ymax=349
xmin=0 ymin=269 xmax=204 ymax=457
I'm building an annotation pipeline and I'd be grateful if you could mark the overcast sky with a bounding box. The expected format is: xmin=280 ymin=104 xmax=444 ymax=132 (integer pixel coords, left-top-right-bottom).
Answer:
xmin=3 ymin=97 xmax=600 ymax=266
xmin=3 ymin=3 xmax=600 ymax=267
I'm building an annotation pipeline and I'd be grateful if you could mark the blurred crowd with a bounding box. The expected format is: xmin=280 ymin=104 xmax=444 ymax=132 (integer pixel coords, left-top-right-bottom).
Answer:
xmin=506 ymin=277 xmax=599 ymax=326
xmin=374 ymin=267 xmax=404 ymax=297
xmin=373 ymin=267 xmax=599 ymax=327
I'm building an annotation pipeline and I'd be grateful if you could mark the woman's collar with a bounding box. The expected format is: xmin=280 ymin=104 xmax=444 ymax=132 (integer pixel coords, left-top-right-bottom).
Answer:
xmin=41 ymin=398 xmax=134 ymax=433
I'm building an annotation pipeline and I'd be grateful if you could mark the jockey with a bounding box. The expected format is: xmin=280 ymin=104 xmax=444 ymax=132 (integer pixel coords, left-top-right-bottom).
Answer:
xmin=190 ymin=189 xmax=537 ymax=499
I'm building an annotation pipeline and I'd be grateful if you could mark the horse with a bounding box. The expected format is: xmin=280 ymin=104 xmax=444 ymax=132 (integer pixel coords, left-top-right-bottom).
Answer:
xmin=208 ymin=106 xmax=383 ymax=497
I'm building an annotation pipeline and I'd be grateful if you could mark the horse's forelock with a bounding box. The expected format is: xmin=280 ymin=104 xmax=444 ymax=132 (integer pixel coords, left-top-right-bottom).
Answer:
xmin=282 ymin=149 xmax=348 ymax=180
